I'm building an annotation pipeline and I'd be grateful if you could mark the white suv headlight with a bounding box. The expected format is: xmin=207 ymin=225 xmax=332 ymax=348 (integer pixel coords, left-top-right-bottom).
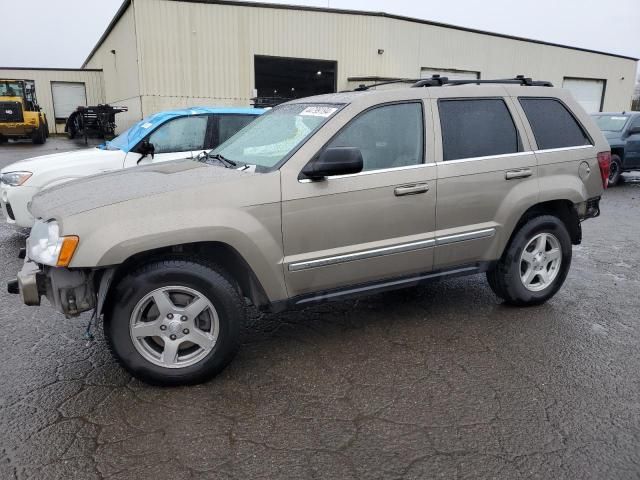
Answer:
xmin=1 ymin=171 xmax=32 ymax=186
xmin=27 ymin=220 xmax=79 ymax=267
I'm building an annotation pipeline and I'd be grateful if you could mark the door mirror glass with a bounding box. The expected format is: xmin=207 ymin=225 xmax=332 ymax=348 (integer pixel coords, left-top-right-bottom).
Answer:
xmin=301 ymin=147 xmax=363 ymax=180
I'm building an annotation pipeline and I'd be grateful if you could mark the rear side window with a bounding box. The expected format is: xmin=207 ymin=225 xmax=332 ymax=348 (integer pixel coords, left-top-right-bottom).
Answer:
xmin=216 ymin=114 xmax=257 ymax=147
xmin=439 ymin=99 xmax=520 ymax=161
xmin=519 ymin=98 xmax=591 ymax=150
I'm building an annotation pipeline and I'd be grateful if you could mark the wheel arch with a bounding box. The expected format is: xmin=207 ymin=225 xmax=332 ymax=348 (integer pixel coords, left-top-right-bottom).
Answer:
xmin=98 ymin=241 xmax=272 ymax=318
xmin=500 ymin=199 xmax=581 ymax=259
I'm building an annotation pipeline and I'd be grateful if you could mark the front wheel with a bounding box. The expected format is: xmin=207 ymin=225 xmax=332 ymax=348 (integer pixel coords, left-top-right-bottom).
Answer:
xmin=486 ymin=215 xmax=572 ymax=306
xmin=104 ymin=258 xmax=244 ymax=386
xmin=32 ymin=124 xmax=46 ymax=144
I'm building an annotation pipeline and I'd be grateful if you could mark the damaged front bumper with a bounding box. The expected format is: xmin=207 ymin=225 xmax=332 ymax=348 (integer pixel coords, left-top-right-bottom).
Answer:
xmin=9 ymin=258 xmax=96 ymax=317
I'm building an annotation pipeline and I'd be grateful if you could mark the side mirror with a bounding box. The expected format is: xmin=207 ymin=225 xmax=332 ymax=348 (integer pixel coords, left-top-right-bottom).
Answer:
xmin=138 ymin=140 xmax=155 ymax=160
xmin=301 ymin=147 xmax=363 ymax=180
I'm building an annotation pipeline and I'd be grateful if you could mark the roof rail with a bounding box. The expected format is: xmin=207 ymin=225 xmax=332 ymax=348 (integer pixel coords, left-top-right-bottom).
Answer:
xmin=412 ymin=74 xmax=553 ymax=88
xmin=352 ymin=79 xmax=421 ymax=91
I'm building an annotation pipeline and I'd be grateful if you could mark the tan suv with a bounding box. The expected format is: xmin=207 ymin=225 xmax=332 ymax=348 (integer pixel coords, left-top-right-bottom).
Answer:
xmin=10 ymin=77 xmax=611 ymax=385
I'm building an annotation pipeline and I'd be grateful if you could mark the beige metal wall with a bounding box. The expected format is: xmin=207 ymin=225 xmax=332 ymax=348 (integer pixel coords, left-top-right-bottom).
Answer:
xmin=0 ymin=68 xmax=104 ymax=134
xmin=84 ymin=4 xmax=142 ymax=130
xmin=126 ymin=0 xmax=637 ymax=113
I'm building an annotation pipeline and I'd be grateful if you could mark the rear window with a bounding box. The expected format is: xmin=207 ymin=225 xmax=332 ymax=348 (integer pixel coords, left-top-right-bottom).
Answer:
xmin=519 ymin=98 xmax=591 ymax=150
xmin=439 ymin=98 xmax=520 ymax=161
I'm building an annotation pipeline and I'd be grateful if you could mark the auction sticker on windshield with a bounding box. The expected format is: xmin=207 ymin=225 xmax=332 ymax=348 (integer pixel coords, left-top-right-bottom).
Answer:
xmin=300 ymin=106 xmax=337 ymax=117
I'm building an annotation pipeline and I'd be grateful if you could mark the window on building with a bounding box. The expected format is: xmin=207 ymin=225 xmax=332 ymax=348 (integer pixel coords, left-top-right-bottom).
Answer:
xmin=148 ymin=115 xmax=208 ymax=153
xmin=439 ymin=98 xmax=520 ymax=161
xmin=519 ymin=98 xmax=591 ymax=150
xmin=325 ymin=102 xmax=424 ymax=172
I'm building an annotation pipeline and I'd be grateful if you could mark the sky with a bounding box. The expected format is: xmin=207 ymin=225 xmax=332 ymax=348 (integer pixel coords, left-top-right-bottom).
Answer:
xmin=0 ymin=0 xmax=638 ymax=78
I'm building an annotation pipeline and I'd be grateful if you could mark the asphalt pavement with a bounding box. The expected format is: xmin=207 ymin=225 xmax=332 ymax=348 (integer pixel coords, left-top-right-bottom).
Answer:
xmin=1 ymin=137 xmax=640 ymax=479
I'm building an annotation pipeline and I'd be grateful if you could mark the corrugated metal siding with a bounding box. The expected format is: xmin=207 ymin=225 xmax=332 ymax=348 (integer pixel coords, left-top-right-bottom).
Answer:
xmin=130 ymin=0 xmax=636 ymax=112
xmin=0 ymin=69 xmax=104 ymax=134
xmin=84 ymin=4 xmax=141 ymax=131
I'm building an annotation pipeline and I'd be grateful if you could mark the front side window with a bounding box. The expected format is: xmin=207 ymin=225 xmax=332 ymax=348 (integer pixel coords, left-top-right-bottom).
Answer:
xmin=215 ymin=114 xmax=258 ymax=147
xmin=147 ymin=115 xmax=208 ymax=153
xmin=212 ymin=103 xmax=341 ymax=169
xmin=519 ymin=98 xmax=591 ymax=150
xmin=325 ymin=102 xmax=424 ymax=171
xmin=439 ymin=98 xmax=520 ymax=161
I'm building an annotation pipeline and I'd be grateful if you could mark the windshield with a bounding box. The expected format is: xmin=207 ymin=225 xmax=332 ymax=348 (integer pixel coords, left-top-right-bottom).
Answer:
xmin=0 ymin=81 xmax=24 ymax=98
xmin=210 ymin=103 xmax=342 ymax=168
xmin=102 ymin=116 xmax=158 ymax=151
xmin=593 ymin=115 xmax=630 ymax=132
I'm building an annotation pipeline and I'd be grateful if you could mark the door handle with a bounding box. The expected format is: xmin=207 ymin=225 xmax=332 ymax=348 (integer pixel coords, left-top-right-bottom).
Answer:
xmin=505 ymin=169 xmax=533 ymax=180
xmin=394 ymin=183 xmax=429 ymax=196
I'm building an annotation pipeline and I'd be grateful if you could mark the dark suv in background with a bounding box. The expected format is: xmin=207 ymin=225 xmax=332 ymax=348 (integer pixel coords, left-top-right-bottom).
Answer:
xmin=591 ymin=112 xmax=640 ymax=186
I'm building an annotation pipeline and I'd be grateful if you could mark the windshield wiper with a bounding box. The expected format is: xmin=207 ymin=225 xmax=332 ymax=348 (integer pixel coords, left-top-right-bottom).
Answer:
xmin=201 ymin=152 xmax=237 ymax=168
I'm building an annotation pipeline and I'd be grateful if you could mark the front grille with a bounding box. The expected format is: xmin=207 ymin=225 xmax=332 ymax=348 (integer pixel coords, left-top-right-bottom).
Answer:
xmin=0 ymin=102 xmax=23 ymax=122
xmin=6 ymin=202 xmax=15 ymax=220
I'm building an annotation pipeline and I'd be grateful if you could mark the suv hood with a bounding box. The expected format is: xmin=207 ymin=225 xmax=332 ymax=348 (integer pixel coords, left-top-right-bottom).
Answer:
xmin=0 ymin=148 xmax=124 ymax=177
xmin=602 ymin=130 xmax=623 ymax=145
xmin=30 ymin=159 xmax=254 ymax=220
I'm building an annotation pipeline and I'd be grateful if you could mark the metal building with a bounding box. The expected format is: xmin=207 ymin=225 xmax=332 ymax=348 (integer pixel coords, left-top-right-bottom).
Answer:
xmin=0 ymin=68 xmax=105 ymax=135
xmin=5 ymin=0 xmax=639 ymax=134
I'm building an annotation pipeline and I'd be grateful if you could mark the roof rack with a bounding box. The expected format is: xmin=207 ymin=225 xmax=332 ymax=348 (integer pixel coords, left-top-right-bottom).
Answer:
xmin=412 ymin=74 xmax=553 ymax=88
xmin=352 ymin=79 xmax=421 ymax=91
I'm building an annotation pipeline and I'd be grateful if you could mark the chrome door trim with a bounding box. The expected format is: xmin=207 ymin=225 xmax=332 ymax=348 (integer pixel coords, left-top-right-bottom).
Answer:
xmin=288 ymin=227 xmax=496 ymax=271
xmin=533 ymin=145 xmax=593 ymax=154
xmin=435 ymin=228 xmax=496 ymax=246
xmin=288 ymin=239 xmax=435 ymax=272
xmin=298 ymin=163 xmax=436 ymax=183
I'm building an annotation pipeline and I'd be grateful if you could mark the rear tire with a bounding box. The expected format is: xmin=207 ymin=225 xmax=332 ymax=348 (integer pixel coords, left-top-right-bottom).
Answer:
xmin=608 ymin=155 xmax=623 ymax=187
xmin=104 ymin=258 xmax=244 ymax=386
xmin=486 ymin=215 xmax=572 ymax=306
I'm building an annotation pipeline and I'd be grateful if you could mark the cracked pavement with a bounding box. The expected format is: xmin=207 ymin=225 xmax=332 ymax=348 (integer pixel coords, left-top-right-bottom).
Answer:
xmin=1 ymin=138 xmax=640 ymax=479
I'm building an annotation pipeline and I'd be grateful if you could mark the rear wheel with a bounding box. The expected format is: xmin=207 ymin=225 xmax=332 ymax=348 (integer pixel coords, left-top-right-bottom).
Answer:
xmin=608 ymin=154 xmax=623 ymax=186
xmin=487 ymin=215 xmax=572 ymax=306
xmin=104 ymin=258 xmax=244 ymax=386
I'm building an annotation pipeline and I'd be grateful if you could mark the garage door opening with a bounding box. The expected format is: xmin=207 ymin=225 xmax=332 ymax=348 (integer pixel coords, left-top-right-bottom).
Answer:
xmin=563 ymin=77 xmax=606 ymax=113
xmin=254 ymin=55 xmax=336 ymax=107
xmin=51 ymin=81 xmax=87 ymax=121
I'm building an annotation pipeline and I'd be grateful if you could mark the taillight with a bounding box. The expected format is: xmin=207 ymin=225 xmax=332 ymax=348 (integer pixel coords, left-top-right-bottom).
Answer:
xmin=597 ymin=151 xmax=611 ymax=189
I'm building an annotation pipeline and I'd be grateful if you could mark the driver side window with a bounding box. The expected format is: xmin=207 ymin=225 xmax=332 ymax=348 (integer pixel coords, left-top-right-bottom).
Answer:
xmin=147 ymin=116 xmax=208 ymax=154
xmin=324 ymin=102 xmax=424 ymax=172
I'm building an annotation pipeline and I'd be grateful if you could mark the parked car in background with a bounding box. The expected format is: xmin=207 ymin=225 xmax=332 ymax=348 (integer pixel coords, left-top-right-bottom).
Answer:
xmin=0 ymin=107 xmax=263 ymax=227
xmin=591 ymin=112 xmax=640 ymax=186
xmin=10 ymin=78 xmax=609 ymax=385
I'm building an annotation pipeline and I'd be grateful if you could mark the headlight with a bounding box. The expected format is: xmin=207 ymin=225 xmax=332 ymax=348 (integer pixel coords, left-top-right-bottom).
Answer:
xmin=27 ymin=220 xmax=79 ymax=267
xmin=1 ymin=171 xmax=32 ymax=186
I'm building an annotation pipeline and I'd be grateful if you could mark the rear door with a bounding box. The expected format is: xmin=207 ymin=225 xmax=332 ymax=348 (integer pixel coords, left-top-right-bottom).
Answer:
xmin=432 ymin=89 xmax=538 ymax=269
xmin=124 ymin=115 xmax=209 ymax=167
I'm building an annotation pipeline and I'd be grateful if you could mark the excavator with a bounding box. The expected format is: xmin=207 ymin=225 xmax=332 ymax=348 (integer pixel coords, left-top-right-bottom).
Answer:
xmin=0 ymin=79 xmax=48 ymax=144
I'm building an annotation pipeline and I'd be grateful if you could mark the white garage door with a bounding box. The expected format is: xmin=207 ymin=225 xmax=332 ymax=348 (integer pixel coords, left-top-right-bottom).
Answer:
xmin=562 ymin=78 xmax=604 ymax=113
xmin=420 ymin=68 xmax=480 ymax=81
xmin=51 ymin=82 xmax=87 ymax=119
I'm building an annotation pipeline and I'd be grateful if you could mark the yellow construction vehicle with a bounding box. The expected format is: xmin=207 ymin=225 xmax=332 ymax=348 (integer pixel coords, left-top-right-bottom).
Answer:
xmin=0 ymin=79 xmax=48 ymax=144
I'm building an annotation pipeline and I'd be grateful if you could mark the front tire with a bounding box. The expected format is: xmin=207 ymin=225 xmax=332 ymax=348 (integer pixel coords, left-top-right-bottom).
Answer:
xmin=104 ymin=258 xmax=244 ymax=386
xmin=32 ymin=124 xmax=46 ymax=144
xmin=608 ymin=154 xmax=623 ymax=187
xmin=487 ymin=215 xmax=572 ymax=306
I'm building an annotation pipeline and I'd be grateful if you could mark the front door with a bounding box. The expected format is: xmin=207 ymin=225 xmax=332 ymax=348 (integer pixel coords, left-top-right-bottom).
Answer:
xmin=124 ymin=115 xmax=209 ymax=167
xmin=281 ymin=101 xmax=437 ymax=298
xmin=624 ymin=116 xmax=640 ymax=169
